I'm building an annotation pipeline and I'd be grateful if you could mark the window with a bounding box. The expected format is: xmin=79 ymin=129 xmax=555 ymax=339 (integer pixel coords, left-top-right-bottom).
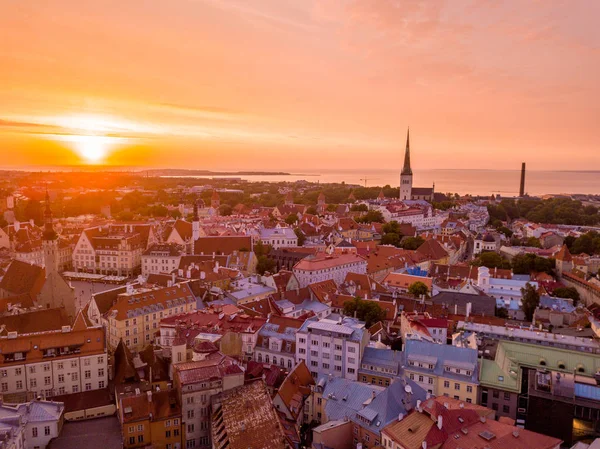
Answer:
xmin=335 ymin=345 xmax=342 ymax=351
xmin=1 ymin=383 xmax=7 ymax=392
xmin=32 ymin=427 xmax=38 ymax=437
xmin=174 ymin=429 xmax=180 ymax=437
xmin=72 ymin=372 xmax=78 ymax=381
xmin=15 ymin=368 xmax=22 ymax=376
xmin=503 ymin=405 xmax=510 ymax=414
xmin=73 ymin=385 xmax=79 ymax=393
xmin=30 ymin=366 xmax=36 ymax=374
xmin=137 ymin=425 xmax=144 ymax=432
xmin=348 ymin=368 xmax=355 ymax=374
xmin=44 ymin=376 xmax=51 ymax=386
xmin=98 ymin=356 xmax=104 ymax=364
xmin=466 ymin=385 xmax=473 ymax=393
xmin=98 ymin=368 xmax=104 ymax=377
xmin=85 ymin=383 xmax=92 ymax=391
xmin=99 ymin=381 xmax=105 ymax=388
xmin=187 ymin=424 xmax=195 ymax=433
xmin=466 ymin=398 xmax=472 ymax=403
xmin=44 ymin=426 xmax=51 ymax=436
xmin=493 ymin=390 xmax=499 ymax=398
xmin=71 ymin=360 xmax=77 ymax=368
xmin=165 ymin=430 xmax=171 ymax=438
xmin=128 ymin=426 xmax=134 ymax=433
xmin=334 ymin=365 xmax=342 ymax=372
xmin=138 ymin=435 xmax=144 ymax=443
xmin=85 ymin=370 xmax=91 ymax=379
xmin=428 ymin=378 xmax=434 ymax=384
xmin=504 ymin=392 xmax=510 ymax=400
xmin=418 ymin=375 xmax=424 ymax=382
xmin=16 ymin=380 xmax=23 ymax=389
xmin=187 ymin=410 xmax=194 ymax=419
xmin=348 ymin=346 xmax=355 ymax=353
xmin=492 ymin=403 xmax=498 ymax=411
xmin=444 ymin=381 xmax=450 ymax=388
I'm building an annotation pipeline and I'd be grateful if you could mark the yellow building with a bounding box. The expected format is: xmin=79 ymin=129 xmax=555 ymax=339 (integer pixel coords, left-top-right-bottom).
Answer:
xmin=403 ymin=339 xmax=479 ymax=404
xmin=101 ymin=283 xmax=197 ymax=352
xmin=120 ymin=389 xmax=183 ymax=449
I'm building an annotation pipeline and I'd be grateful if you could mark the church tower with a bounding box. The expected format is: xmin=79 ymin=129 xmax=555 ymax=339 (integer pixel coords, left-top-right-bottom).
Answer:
xmin=192 ymin=199 xmax=200 ymax=242
xmin=399 ymin=128 xmax=413 ymax=201
xmin=42 ymin=190 xmax=59 ymax=272
xmin=39 ymin=191 xmax=77 ymax=320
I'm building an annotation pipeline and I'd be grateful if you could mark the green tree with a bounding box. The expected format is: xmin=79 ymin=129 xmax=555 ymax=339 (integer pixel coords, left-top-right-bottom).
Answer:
xmin=382 ymin=221 xmax=403 ymax=235
xmin=511 ymin=253 xmax=554 ymax=275
xmin=253 ymin=241 xmax=271 ymax=258
xmin=306 ymin=206 xmax=318 ymax=215
xmin=521 ymin=283 xmax=540 ymax=322
xmin=525 ymin=237 xmax=541 ymax=248
xmin=256 ymin=255 xmax=276 ymax=275
xmin=495 ymin=307 xmax=509 ymax=319
xmin=294 ymin=227 xmax=306 ymax=246
xmin=285 ymin=214 xmax=298 ymax=225
xmin=350 ymin=204 xmax=368 ymax=212
xmin=399 ymin=236 xmax=425 ymax=250
xmin=326 ymin=204 xmax=338 ymax=212
xmin=408 ymin=281 xmax=430 ymax=298
xmin=381 ymin=233 xmax=401 ymax=247
xmin=552 ymin=286 xmax=581 ymax=306
xmin=497 ymin=226 xmax=513 ymax=238
xmin=219 ymin=204 xmax=232 ymax=216
xmin=356 ymin=210 xmax=384 ymax=223
xmin=472 ymin=252 xmax=510 ymax=269
xmin=342 ymin=297 xmax=387 ymax=328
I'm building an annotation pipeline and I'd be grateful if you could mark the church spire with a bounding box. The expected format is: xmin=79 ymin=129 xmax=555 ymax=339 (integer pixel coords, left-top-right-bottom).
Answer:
xmin=43 ymin=189 xmax=57 ymax=241
xmin=402 ymin=127 xmax=412 ymax=176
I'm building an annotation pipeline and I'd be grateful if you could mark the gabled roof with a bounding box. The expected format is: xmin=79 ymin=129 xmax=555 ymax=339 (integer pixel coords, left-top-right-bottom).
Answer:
xmin=555 ymin=244 xmax=573 ymax=262
xmin=194 ymin=236 xmax=252 ymax=256
xmin=276 ymin=360 xmax=314 ymax=419
xmin=0 ymin=260 xmax=45 ymax=297
xmin=0 ymin=308 xmax=70 ymax=334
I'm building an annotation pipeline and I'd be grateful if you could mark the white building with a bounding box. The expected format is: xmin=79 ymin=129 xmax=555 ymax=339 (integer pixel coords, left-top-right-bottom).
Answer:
xmin=295 ymin=315 xmax=370 ymax=381
xmin=0 ymin=400 xmax=64 ymax=449
xmin=259 ymin=225 xmax=298 ymax=249
xmin=254 ymin=315 xmax=304 ymax=370
xmin=292 ymin=252 xmax=367 ymax=288
xmin=72 ymin=224 xmax=156 ymax=276
xmin=476 ymin=266 xmax=538 ymax=319
xmin=0 ymin=309 xmax=108 ymax=402
xmin=141 ymin=243 xmax=184 ymax=276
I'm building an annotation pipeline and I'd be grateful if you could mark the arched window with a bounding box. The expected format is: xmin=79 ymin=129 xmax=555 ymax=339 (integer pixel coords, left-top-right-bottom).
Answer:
xmin=257 ymin=353 xmax=262 ymax=363
xmin=265 ymin=355 xmax=270 ymax=364
xmin=272 ymin=356 xmax=277 ymax=366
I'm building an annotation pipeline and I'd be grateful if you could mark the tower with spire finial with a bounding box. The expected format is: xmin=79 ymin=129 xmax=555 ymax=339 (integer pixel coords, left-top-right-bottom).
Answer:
xmin=192 ymin=199 xmax=200 ymax=242
xmin=43 ymin=190 xmax=59 ymax=272
xmin=400 ymin=128 xmax=413 ymax=201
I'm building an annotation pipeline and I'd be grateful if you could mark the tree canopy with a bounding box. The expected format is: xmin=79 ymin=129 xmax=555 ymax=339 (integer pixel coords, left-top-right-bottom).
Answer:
xmin=342 ymin=297 xmax=387 ymax=328
xmin=408 ymin=281 xmax=430 ymax=298
xmin=552 ymin=286 xmax=581 ymax=306
xmin=521 ymin=283 xmax=540 ymax=322
xmin=356 ymin=210 xmax=385 ymax=223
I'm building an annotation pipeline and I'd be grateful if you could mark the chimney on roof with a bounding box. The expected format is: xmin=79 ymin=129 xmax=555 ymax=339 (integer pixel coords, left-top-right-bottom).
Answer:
xmin=422 ymin=443 xmax=427 ymax=449
xmin=437 ymin=415 xmax=443 ymax=430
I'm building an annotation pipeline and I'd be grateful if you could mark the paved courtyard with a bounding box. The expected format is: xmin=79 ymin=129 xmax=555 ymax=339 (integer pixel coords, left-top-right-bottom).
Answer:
xmin=48 ymin=416 xmax=123 ymax=449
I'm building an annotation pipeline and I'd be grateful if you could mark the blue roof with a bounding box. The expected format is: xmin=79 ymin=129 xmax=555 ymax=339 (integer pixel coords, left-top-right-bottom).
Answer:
xmin=539 ymin=295 xmax=576 ymax=313
xmin=350 ymin=378 xmax=427 ymax=435
xmin=405 ymin=266 xmax=428 ymax=277
xmin=575 ymin=383 xmax=600 ymax=401
xmin=403 ymin=340 xmax=479 ymax=383
xmin=361 ymin=347 xmax=403 ymax=370
xmin=320 ymin=376 xmax=385 ymax=421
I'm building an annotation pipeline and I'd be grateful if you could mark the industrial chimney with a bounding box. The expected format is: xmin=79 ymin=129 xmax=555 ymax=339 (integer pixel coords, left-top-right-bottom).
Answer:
xmin=519 ymin=162 xmax=526 ymax=197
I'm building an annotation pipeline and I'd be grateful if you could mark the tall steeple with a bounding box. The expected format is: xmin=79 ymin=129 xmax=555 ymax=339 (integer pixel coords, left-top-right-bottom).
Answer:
xmin=399 ymin=128 xmax=413 ymax=201
xmin=402 ymin=128 xmax=412 ymax=176
xmin=43 ymin=189 xmax=57 ymax=241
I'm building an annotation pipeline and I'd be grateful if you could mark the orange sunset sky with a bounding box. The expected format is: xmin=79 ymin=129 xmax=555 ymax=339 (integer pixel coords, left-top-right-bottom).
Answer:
xmin=1 ymin=0 xmax=599 ymax=171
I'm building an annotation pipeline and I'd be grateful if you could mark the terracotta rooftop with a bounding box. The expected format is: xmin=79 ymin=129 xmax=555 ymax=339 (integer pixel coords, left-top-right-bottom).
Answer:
xmin=212 ymin=381 xmax=287 ymax=449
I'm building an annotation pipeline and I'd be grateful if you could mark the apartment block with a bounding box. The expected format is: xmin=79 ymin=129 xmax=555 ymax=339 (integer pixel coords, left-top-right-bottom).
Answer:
xmin=0 ymin=308 xmax=108 ymax=403
xmin=295 ymin=315 xmax=369 ymax=381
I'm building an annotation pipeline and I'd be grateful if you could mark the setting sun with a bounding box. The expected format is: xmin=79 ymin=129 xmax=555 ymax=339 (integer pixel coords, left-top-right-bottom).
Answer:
xmin=75 ymin=135 xmax=110 ymax=163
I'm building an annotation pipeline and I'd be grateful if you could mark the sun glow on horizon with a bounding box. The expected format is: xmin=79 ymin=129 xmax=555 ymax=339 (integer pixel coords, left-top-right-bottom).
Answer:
xmin=75 ymin=135 xmax=110 ymax=163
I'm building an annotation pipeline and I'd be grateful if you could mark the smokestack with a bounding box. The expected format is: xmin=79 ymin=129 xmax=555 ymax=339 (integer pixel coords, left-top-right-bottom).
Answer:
xmin=520 ymin=162 xmax=526 ymax=197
